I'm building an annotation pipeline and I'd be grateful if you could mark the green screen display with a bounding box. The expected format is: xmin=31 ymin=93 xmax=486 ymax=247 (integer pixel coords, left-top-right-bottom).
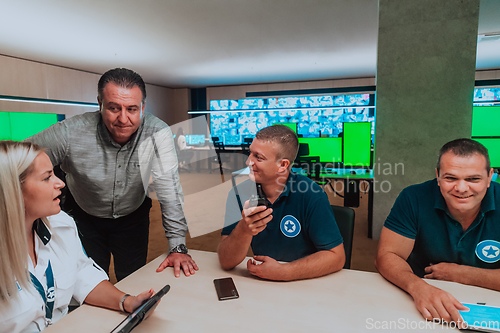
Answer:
xmin=297 ymin=137 xmax=342 ymax=163
xmin=0 ymin=111 xmax=59 ymax=141
xmin=275 ymin=122 xmax=297 ymax=133
xmin=474 ymin=138 xmax=500 ymax=168
xmin=472 ymin=106 xmax=500 ymax=137
xmin=0 ymin=112 xmax=12 ymax=140
xmin=343 ymin=122 xmax=371 ymax=167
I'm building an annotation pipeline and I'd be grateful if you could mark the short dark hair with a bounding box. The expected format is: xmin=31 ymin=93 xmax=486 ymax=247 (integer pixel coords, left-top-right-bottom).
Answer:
xmin=255 ymin=125 xmax=299 ymax=163
xmin=98 ymin=68 xmax=147 ymax=103
xmin=436 ymin=138 xmax=490 ymax=174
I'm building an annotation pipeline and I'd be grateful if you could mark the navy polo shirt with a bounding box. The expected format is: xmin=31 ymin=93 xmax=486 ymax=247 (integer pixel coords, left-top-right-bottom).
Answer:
xmin=385 ymin=179 xmax=500 ymax=277
xmin=222 ymin=173 xmax=343 ymax=262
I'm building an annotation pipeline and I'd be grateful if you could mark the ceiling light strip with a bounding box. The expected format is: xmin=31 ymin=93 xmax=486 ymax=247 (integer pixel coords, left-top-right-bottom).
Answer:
xmin=0 ymin=95 xmax=98 ymax=108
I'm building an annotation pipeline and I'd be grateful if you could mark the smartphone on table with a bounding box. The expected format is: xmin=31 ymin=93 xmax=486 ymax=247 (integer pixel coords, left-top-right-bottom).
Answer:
xmin=213 ymin=277 xmax=239 ymax=301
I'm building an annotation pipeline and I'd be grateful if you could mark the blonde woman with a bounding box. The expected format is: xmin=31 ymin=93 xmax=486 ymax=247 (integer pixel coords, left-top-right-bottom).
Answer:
xmin=0 ymin=141 xmax=154 ymax=333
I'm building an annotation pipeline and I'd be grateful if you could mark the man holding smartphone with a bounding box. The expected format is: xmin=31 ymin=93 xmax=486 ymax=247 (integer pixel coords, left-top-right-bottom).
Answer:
xmin=217 ymin=125 xmax=345 ymax=281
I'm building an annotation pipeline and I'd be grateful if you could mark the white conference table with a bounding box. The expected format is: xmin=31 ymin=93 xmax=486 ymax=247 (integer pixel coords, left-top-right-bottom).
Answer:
xmin=45 ymin=250 xmax=500 ymax=332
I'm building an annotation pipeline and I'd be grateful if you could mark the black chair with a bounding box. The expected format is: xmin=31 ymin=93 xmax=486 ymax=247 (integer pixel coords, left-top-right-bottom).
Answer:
xmin=293 ymin=143 xmax=320 ymax=179
xmin=331 ymin=205 xmax=355 ymax=269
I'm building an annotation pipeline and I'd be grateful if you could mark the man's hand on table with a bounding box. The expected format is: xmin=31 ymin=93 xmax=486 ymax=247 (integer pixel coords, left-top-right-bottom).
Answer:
xmin=156 ymin=253 xmax=199 ymax=277
xmin=247 ymin=255 xmax=286 ymax=281
xmin=423 ymin=263 xmax=465 ymax=283
xmin=410 ymin=282 xmax=468 ymax=328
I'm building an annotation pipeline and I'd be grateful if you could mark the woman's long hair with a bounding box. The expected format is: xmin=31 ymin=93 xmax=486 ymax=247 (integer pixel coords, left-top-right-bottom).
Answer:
xmin=0 ymin=141 xmax=45 ymax=306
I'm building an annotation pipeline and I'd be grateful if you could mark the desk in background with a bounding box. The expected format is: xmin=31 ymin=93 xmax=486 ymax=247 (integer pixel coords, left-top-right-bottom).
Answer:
xmin=190 ymin=146 xmax=246 ymax=177
xmin=318 ymin=169 xmax=374 ymax=238
xmin=45 ymin=250 xmax=500 ymax=333
xmin=238 ymin=166 xmax=375 ymax=238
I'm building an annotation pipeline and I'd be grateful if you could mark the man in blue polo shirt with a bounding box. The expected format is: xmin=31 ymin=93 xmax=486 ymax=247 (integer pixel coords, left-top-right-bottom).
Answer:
xmin=376 ymin=138 xmax=500 ymax=325
xmin=217 ymin=125 xmax=345 ymax=281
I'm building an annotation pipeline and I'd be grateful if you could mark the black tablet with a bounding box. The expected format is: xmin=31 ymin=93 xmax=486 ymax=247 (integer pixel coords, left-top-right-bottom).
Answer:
xmin=110 ymin=284 xmax=170 ymax=333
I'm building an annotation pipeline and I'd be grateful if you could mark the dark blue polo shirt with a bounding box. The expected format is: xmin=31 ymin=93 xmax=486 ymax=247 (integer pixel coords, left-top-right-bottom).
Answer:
xmin=385 ymin=179 xmax=500 ymax=277
xmin=222 ymin=173 xmax=343 ymax=262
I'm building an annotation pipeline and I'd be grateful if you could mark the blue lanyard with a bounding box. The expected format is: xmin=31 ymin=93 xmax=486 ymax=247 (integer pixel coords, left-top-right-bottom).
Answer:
xmin=30 ymin=260 xmax=55 ymax=324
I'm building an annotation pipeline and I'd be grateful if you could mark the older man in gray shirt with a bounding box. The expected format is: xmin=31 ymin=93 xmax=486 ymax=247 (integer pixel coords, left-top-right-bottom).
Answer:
xmin=28 ymin=68 xmax=198 ymax=281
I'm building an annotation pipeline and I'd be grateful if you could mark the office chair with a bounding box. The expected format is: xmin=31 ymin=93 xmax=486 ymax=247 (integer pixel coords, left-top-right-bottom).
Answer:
xmin=293 ymin=143 xmax=320 ymax=179
xmin=330 ymin=205 xmax=355 ymax=269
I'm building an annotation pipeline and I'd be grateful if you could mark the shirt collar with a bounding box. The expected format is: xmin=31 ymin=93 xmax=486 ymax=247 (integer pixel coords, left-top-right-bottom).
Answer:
xmin=434 ymin=178 xmax=496 ymax=214
xmin=33 ymin=219 xmax=51 ymax=246
xmin=278 ymin=172 xmax=296 ymax=199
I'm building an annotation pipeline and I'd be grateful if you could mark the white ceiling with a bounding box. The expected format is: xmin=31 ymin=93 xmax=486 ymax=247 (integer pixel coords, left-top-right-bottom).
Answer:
xmin=1 ymin=0 xmax=499 ymax=88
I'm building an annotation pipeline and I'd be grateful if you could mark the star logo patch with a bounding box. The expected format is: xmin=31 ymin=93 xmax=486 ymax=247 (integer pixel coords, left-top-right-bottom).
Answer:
xmin=476 ymin=240 xmax=500 ymax=263
xmin=280 ymin=215 xmax=301 ymax=238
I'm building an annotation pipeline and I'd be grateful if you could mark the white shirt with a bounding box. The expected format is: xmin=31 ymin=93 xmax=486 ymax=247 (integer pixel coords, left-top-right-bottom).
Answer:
xmin=0 ymin=211 xmax=108 ymax=333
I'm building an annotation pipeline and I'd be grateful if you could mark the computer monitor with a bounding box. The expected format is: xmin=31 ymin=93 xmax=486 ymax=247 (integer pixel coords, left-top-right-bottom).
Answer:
xmin=343 ymin=122 xmax=371 ymax=168
xmin=1 ymin=111 xmax=62 ymax=141
xmin=474 ymin=138 xmax=500 ymax=168
xmin=185 ymin=134 xmax=205 ymax=146
xmin=472 ymin=106 xmax=500 ymax=137
xmin=297 ymin=137 xmax=342 ymax=163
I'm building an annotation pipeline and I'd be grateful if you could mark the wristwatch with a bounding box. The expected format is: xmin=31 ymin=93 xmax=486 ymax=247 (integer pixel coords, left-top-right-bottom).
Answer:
xmin=169 ymin=244 xmax=188 ymax=255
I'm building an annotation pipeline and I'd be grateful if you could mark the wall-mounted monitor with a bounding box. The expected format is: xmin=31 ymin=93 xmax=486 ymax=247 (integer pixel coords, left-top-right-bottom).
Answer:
xmin=474 ymin=88 xmax=500 ymax=104
xmin=298 ymin=137 xmax=342 ymax=163
xmin=474 ymin=138 xmax=500 ymax=168
xmin=343 ymin=122 xmax=371 ymax=167
xmin=472 ymin=106 xmax=500 ymax=137
xmin=0 ymin=111 xmax=63 ymax=141
xmin=209 ymin=107 xmax=375 ymax=146
xmin=277 ymin=122 xmax=297 ymax=133
xmin=210 ymin=94 xmax=373 ymax=111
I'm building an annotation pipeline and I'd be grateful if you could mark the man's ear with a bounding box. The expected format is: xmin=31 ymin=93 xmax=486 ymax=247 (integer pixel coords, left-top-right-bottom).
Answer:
xmin=278 ymin=158 xmax=290 ymax=173
xmin=487 ymin=167 xmax=494 ymax=188
xmin=97 ymin=96 xmax=102 ymax=111
xmin=435 ymin=168 xmax=440 ymax=186
xmin=141 ymin=102 xmax=146 ymax=117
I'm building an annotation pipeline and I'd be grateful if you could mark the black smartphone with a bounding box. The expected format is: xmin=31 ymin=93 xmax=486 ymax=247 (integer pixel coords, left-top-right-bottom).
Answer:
xmin=213 ymin=277 xmax=239 ymax=301
xmin=248 ymin=183 xmax=268 ymax=208
xmin=110 ymin=284 xmax=170 ymax=333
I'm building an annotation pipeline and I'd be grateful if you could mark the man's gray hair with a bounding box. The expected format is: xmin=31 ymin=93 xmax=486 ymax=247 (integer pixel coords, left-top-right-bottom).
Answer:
xmin=98 ymin=68 xmax=147 ymax=103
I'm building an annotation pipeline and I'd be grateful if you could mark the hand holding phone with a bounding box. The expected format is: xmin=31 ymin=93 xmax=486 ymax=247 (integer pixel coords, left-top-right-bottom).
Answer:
xmin=248 ymin=183 xmax=269 ymax=208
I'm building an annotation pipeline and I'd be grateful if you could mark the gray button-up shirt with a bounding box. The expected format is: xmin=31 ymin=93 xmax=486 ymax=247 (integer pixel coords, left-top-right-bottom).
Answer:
xmin=28 ymin=111 xmax=187 ymax=250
